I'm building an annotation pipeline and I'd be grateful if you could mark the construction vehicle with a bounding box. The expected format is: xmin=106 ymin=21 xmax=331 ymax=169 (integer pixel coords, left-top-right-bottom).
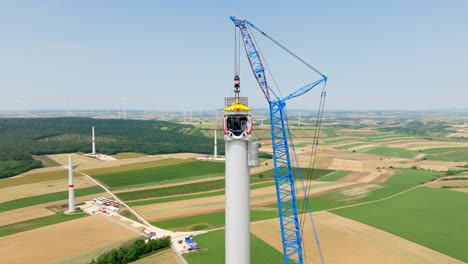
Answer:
xmin=230 ymin=16 xmax=328 ymax=264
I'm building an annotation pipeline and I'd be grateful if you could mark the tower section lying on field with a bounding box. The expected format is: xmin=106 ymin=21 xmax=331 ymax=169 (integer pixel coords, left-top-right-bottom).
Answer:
xmin=223 ymin=77 xmax=253 ymax=264
xmin=67 ymin=155 xmax=75 ymax=213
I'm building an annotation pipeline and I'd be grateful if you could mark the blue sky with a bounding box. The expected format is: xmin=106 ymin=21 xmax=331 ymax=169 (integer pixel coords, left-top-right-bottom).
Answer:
xmin=0 ymin=0 xmax=467 ymax=111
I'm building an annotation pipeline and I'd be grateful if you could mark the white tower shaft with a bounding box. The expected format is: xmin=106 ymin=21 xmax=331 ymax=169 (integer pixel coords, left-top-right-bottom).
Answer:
xmin=92 ymin=126 xmax=96 ymax=155
xmin=225 ymin=139 xmax=250 ymax=264
xmin=298 ymin=112 xmax=301 ymax=127
xmin=214 ymin=130 xmax=218 ymax=158
xmin=68 ymin=155 xmax=75 ymax=212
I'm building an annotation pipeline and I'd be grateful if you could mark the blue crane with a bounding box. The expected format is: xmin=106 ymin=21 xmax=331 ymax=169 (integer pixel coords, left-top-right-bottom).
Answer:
xmin=230 ymin=16 xmax=327 ymax=264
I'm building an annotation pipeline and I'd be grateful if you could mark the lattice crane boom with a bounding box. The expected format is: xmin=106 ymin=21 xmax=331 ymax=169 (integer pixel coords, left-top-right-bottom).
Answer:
xmin=230 ymin=16 xmax=327 ymax=264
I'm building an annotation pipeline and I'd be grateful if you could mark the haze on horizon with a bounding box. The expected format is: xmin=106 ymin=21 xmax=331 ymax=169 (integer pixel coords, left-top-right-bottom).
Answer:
xmin=0 ymin=1 xmax=467 ymax=112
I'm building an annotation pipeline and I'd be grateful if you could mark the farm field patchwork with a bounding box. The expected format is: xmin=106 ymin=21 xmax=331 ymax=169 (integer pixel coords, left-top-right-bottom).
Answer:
xmin=111 ymin=152 xmax=148 ymax=159
xmin=33 ymin=155 xmax=61 ymax=167
xmin=0 ymin=175 xmax=96 ymax=203
xmin=126 ymin=181 xmax=274 ymax=207
xmin=358 ymin=146 xmax=419 ymax=158
xmin=93 ymin=160 xmax=225 ymax=189
xmin=422 ymin=147 xmax=468 ymax=162
xmin=0 ymin=212 xmax=87 ymax=237
xmin=82 ymin=158 xmax=191 ymax=176
xmin=118 ymin=167 xmax=332 ymax=202
xmin=333 ymin=187 xmax=468 ymax=263
xmin=0 ymin=186 xmax=104 ymax=212
xmin=117 ymin=179 xmax=226 ymax=201
xmin=252 ymin=211 xmax=464 ymax=264
xmin=318 ymin=170 xmax=351 ymax=181
xmin=334 ymin=142 xmax=368 ymax=150
xmin=274 ymin=169 xmax=443 ymax=212
xmin=0 ymin=169 xmax=68 ymax=188
xmin=141 ymin=181 xmax=346 ymax=228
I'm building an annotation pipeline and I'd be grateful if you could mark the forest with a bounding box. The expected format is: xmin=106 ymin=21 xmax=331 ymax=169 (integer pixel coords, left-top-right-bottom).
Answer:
xmin=0 ymin=117 xmax=223 ymax=179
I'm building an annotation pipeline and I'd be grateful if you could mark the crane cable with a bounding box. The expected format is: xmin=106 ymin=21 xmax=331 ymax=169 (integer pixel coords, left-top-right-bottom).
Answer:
xmin=258 ymin=42 xmax=327 ymax=264
xmin=234 ymin=26 xmax=241 ymax=77
xmin=250 ymin=23 xmax=328 ymax=264
xmin=284 ymin=82 xmax=327 ymax=264
xmin=298 ymin=83 xmax=327 ymax=264
xmin=249 ymin=23 xmax=326 ymax=78
xmin=244 ymin=23 xmax=328 ymax=263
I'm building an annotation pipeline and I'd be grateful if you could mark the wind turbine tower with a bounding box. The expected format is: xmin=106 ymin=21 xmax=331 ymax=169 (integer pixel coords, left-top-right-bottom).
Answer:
xmin=19 ymin=98 xmax=24 ymax=117
xmin=298 ymin=112 xmax=301 ymax=127
xmin=223 ymin=78 xmax=253 ymax=264
xmin=92 ymin=126 xmax=96 ymax=155
xmin=122 ymin=97 xmax=127 ymax=120
xmin=67 ymin=155 xmax=75 ymax=213
xmin=214 ymin=130 xmax=218 ymax=158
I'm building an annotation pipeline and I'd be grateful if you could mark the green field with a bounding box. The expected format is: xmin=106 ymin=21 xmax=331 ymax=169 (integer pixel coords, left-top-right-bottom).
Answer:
xmin=155 ymin=206 xmax=294 ymax=232
xmin=0 ymin=169 xmax=68 ymax=188
xmin=153 ymin=169 xmax=442 ymax=231
xmin=0 ymin=186 xmax=104 ymax=212
xmin=0 ymin=212 xmax=87 ymax=237
xmin=117 ymin=179 xmax=224 ymax=201
xmin=358 ymin=146 xmax=419 ymax=158
xmin=33 ymin=155 xmax=61 ymax=167
xmin=111 ymin=152 xmax=147 ymax=159
xmin=322 ymin=127 xmax=336 ymax=137
xmin=290 ymin=129 xmax=317 ymax=138
xmin=294 ymin=142 xmax=314 ymax=148
xmin=317 ymin=170 xmax=351 ymax=181
xmin=120 ymin=167 xmax=330 ymax=202
xmin=422 ymin=147 xmax=468 ymax=162
xmin=127 ymin=190 xmax=224 ymax=207
xmin=183 ymin=229 xmax=290 ymax=264
xmin=323 ymin=137 xmax=364 ymax=144
xmin=333 ymin=187 xmax=468 ymax=262
xmin=334 ymin=142 xmax=368 ymax=150
xmin=252 ymin=168 xmax=335 ymax=181
xmin=271 ymin=169 xmax=443 ymax=212
xmin=93 ymin=160 xmax=224 ymax=189
xmin=82 ymin=158 xmax=190 ymax=176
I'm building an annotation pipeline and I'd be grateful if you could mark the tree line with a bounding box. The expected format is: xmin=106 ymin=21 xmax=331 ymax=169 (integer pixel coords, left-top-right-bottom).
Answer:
xmin=0 ymin=117 xmax=224 ymax=179
xmin=89 ymin=236 xmax=171 ymax=264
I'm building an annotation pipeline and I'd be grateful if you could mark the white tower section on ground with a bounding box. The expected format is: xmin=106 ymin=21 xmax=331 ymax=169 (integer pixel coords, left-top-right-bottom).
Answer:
xmin=92 ymin=126 xmax=96 ymax=155
xmin=214 ymin=130 xmax=218 ymax=158
xmin=68 ymin=155 xmax=75 ymax=213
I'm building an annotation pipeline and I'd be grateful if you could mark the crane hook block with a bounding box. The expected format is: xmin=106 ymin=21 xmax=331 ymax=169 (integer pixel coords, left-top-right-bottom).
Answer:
xmin=234 ymin=75 xmax=240 ymax=88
